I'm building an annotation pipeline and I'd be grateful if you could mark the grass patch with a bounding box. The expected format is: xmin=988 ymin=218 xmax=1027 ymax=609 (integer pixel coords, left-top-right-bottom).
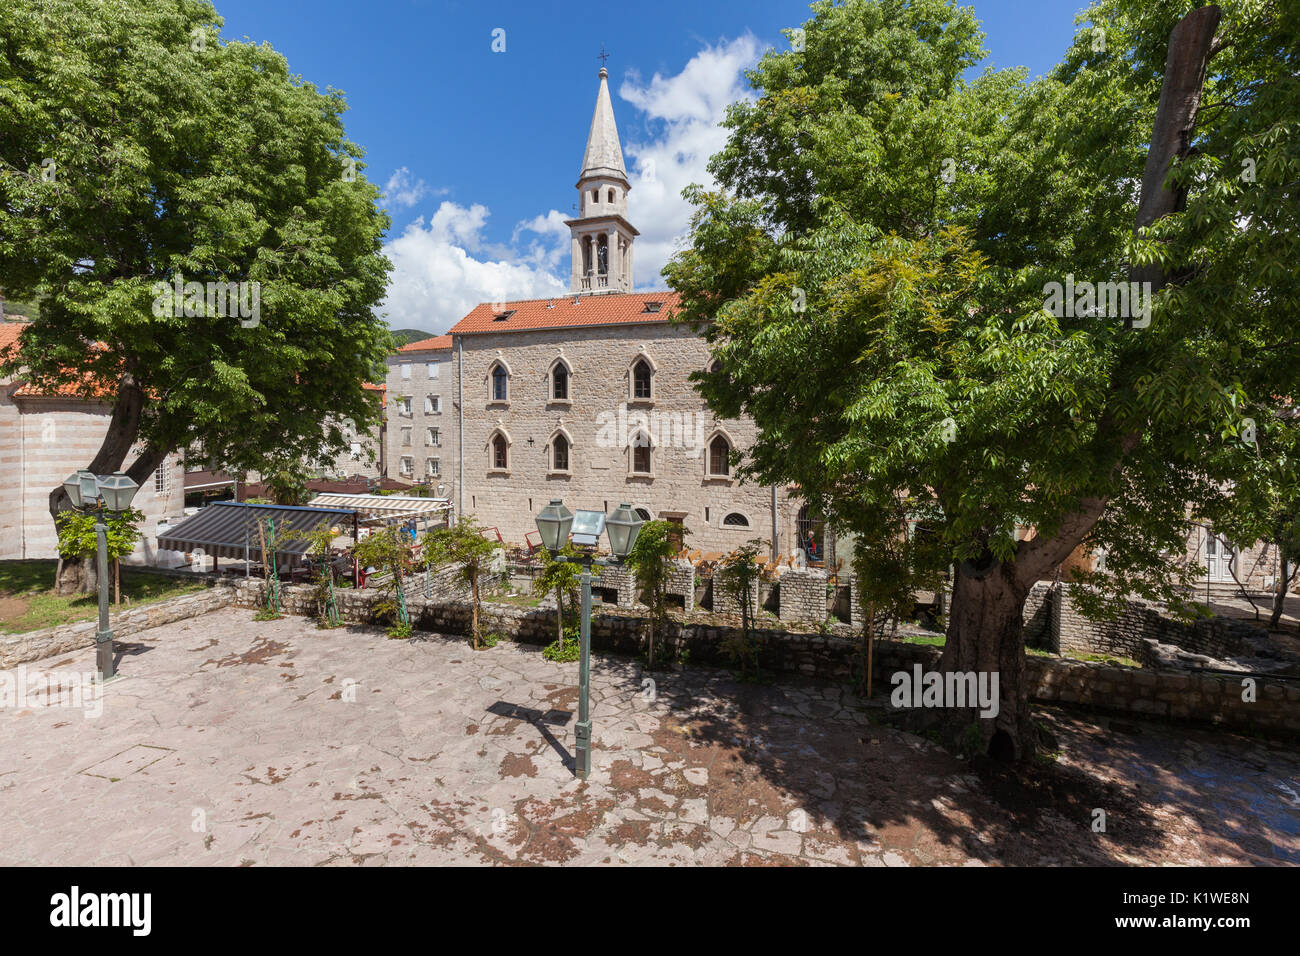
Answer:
xmin=488 ymin=591 xmax=542 ymax=608
xmin=902 ymin=634 xmax=946 ymax=647
xmin=0 ymin=559 xmax=207 ymax=634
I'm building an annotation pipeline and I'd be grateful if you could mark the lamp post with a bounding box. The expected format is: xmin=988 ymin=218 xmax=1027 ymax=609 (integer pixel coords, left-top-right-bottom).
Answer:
xmin=62 ymin=470 xmax=140 ymax=680
xmin=535 ymin=499 xmax=642 ymax=778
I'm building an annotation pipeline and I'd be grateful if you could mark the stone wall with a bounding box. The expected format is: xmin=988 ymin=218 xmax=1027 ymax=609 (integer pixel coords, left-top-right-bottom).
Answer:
xmin=222 ymin=580 xmax=1300 ymax=740
xmin=594 ymin=564 xmax=637 ymax=606
xmin=0 ymin=582 xmax=236 ymax=669
xmin=777 ymin=568 xmax=827 ymax=624
xmin=1022 ymin=581 xmax=1055 ymax=648
xmin=454 ymin=321 xmax=802 ymax=553
xmin=1051 ymin=585 xmax=1256 ymax=660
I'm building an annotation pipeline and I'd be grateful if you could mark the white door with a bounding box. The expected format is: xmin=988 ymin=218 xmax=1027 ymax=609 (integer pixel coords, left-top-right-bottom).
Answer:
xmin=1205 ymin=533 xmax=1235 ymax=581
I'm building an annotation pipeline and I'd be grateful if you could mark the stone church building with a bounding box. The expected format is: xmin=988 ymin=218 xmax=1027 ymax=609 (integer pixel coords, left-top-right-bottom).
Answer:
xmin=445 ymin=68 xmax=808 ymax=557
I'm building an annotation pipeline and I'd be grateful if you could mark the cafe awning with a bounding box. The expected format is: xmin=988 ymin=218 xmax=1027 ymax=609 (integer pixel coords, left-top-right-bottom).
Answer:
xmin=156 ymin=501 xmax=356 ymax=561
xmin=307 ymin=493 xmax=452 ymax=520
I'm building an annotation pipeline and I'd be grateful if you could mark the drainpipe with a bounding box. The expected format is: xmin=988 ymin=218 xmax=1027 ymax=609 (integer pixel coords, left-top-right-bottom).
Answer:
xmin=456 ymin=333 xmax=464 ymax=526
xmin=770 ymin=485 xmax=779 ymax=561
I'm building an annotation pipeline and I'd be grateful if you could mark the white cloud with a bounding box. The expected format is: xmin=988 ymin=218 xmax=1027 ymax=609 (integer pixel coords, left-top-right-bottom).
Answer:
xmin=382 ymin=166 xmax=432 ymax=209
xmin=619 ymin=35 xmax=761 ymax=288
xmin=378 ymin=36 xmax=760 ymax=327
xmin=378 ymin=202 xmax=566 ymax=332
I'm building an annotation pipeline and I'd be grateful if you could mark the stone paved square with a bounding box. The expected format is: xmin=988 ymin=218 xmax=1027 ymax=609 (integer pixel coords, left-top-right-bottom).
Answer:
xmin=1 ymin=607 xmax=1297 ymax=866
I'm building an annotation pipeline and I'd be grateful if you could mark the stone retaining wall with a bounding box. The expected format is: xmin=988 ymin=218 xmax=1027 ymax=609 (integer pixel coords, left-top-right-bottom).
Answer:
xmin=226 ymin=580 xmax=1300 ymax=740
xmin=0 ymin=582 xmax=237 ymax=669
xmin=1051 ymin=585 xmax=1257 ymax=660
xmin=777 ymin=568 xmax=828 ymax=624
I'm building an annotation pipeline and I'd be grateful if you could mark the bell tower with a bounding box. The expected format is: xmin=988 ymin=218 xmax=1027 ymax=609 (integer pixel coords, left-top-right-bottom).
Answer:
xmin=566 ymin=66 xmax=638 ymax=294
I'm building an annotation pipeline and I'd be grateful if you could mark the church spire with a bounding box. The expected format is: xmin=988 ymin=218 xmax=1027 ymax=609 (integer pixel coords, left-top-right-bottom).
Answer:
xmin=578 ymin=67 xmax=628 ymax=184
xmin=566 ymin=64 xmax=638 ymax=294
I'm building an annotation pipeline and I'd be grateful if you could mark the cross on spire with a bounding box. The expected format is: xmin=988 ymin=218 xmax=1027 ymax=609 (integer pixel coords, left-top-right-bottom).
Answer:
xmin=598 ymin=43 xmax=610 ymax=68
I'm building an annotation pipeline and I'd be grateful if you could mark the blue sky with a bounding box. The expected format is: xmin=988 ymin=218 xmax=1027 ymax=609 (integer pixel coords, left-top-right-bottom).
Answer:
xmin=211 ymin=0 xmax=1096 ymax=333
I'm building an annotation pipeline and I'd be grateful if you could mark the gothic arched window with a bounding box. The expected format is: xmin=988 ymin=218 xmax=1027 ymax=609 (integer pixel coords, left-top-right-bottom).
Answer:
xmin=491 ymin=433 xmax=509 ymax=471
xmin=632 ymin=358 xmax=652 ymax=399
xmin=490 ymin=362 xmax=508 ymax=402
xmin=708 ymin=435 xmax=731 ymax=477
xmin=552 ymin=361 xmax=569 ymax=401
xmin=631 ymin=431 xmax=652 ymax=475
xmin=552 ymin=433 xmax=570 ymax=472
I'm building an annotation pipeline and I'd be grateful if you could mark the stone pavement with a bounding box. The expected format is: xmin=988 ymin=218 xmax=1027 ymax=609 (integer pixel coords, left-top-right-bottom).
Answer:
xmin=1 ymin=607 xmax=1297 ymax=866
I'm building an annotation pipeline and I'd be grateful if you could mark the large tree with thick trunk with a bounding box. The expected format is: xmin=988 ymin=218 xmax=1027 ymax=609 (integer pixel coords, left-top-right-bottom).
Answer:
xmin=0 ymin=0 xmax=393 ymax=593
xmin=666 ymin=0 xmax=1299 ymax=758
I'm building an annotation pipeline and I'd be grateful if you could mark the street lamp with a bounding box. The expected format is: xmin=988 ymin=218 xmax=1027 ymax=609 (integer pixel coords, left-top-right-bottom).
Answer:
xmin=535 ymin=499 xmax=574 ymax=552
xmin=62 ymin=470 xmax=140 ymax=680
xmin=534 ymin=500 xmax=643 ymax=779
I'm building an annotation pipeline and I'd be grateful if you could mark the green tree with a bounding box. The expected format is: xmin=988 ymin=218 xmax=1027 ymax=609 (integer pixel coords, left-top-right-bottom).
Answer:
xmin=532 ymin=541 xmax=583 ymax=649
xmin=287 ymin=521 xmax=342 ymax=626
xmin=1204 ymin=409 xmax=1300 ymax=630
xmin=0 ymin=0 xmax=392 ymax=593
xmin=54 ymin=506 xmax=144 ymax=604
xmin=666 ymin=0 xmax=1298 ymax=758
xmin=263 ymin=464 xmax=312 ymax=506
xmin=715 ymin=540 xmax=765 ymax=678
xmin=625 ymin=520 xmax=687 ymax=668
xmin=353 ymin=526 xmax=413 ymax=637
xmin=421 ymin=515 xmax=501 ymax=649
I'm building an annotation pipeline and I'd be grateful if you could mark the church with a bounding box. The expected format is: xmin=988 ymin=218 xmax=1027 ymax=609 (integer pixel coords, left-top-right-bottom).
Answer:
xmin=438 ymin=67 xmax=809 ymax=556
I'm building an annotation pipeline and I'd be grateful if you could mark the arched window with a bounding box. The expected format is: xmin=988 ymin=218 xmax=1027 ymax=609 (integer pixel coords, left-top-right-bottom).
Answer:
xmin=723 ymin=512 xmax=749 ymax=527
xmin=634 ymin=507 xmax=652 ymax=521
xmin=797 ymin=506 xmax=823 ymax=556
xmin=607 ymin=188 xmax=616 ymax=204
xmin=597 ymin=235 xmax=608 ymax=275
xmin=708 ymin=435 xmax=731 ymax=477
xmin=632 ymin=358 xmax=652 ymax=400
xmin=708 ymin=358 xmax=724 ymax=374
xmin=631 ymin=431 xmax=652 ymax=475
xmin=552 ymin=361 xmax=569 ymax=401
xmin=490 ymin=363 xmax=508 ymax=402
xmin=491 ymin=432 xmax=509 ymax=470
xmin=552 ymin=433 xmax=570 ymax=472
xmin=591 ymin=188 xmax=599 ymax=204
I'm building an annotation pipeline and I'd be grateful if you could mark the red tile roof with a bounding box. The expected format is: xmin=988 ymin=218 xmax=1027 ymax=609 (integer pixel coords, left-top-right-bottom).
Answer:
xmin=2 ymin=322 xmax=119 ymax=399
xmin=447 ymin=291 xmax=680 ymax=335
xmin=13 ymin=377 xmax=115 ymax=399
xmin=0 ymin=320 xmax=27 ymax=357
xmin=399 ymin=334 xmax=453 ymax=352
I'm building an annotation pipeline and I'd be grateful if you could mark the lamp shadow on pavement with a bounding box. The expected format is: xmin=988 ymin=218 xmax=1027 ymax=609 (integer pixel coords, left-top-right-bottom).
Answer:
xmin=487 ymin=700 xmax=575 ymax=772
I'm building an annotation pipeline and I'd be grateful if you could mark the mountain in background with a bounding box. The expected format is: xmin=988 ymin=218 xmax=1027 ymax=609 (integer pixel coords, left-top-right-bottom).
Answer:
xmin=0 ymin=293 xmax=40 ymax=320
xmin=391 ymin=327 xmax=437 ymax=345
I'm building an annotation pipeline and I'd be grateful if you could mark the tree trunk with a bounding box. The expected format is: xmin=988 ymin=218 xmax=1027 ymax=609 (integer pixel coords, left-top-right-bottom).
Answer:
xmin=1270 ymin=556 xmax=1290 ymax=630
xmin=470 ymin=569 xmax=481 ymax=649
xmin=556 ymin=589 xmax=564 ymax=645
xmin=47 ymin=374 xmax=168 ymax=595
xmin=939 ymin=562 xmax=1033 ymax=760
xmin=54 ymin=555 xmax=97 ymax=596
xmin=647 ymin=604 xmax=656 ymax=670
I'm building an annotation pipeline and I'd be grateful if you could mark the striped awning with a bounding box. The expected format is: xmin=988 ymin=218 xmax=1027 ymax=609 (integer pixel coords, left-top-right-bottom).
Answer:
xmin=307 ymin=493 xmax=451 ymax=519
xmin=156 ymin=501 xmax=356 ymax=561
